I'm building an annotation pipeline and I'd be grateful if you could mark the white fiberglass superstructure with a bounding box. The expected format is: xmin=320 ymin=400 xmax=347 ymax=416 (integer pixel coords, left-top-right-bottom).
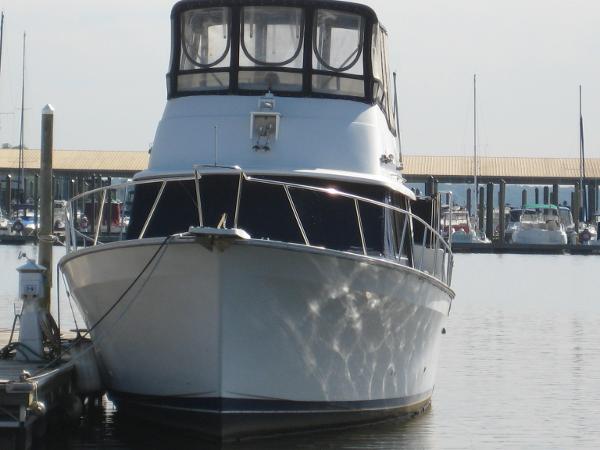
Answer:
xmin=59 ymin=0 xmax=454 ymax=439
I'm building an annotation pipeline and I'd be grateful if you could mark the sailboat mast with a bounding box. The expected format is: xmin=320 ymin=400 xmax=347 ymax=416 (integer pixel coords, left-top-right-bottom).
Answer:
xmin=474 ymin=74 xmax=478 ymax=209
xmin=0 ymin=12 xmax=4 ymax=77
xmin=18 ymin=32 xmax=25 ymax=203
xmin=579 ymin=85 xmax=587 ymax=222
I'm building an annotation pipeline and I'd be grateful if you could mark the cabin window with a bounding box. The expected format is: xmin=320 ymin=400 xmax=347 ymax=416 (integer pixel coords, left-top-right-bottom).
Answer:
xmin=371 ymin=26 xmax=396 ymax=134
xmin=313 ymin=10 xmax=364 ymax=74
xmin=179 ymin=8 xmax=231 ymax=92
xmin=312 ymin=10 xmax=365 ymax=97
xmin=239 ymin=7 xmax=304 ymax=92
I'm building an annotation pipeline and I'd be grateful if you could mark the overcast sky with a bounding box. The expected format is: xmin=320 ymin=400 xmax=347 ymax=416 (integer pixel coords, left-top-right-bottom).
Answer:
xmin=0 ymin=0 xmax=598 ymax=158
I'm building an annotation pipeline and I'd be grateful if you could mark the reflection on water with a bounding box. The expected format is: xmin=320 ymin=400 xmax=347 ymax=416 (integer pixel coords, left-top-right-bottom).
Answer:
xmin=2 ymin=247 xmax=600 ymax=449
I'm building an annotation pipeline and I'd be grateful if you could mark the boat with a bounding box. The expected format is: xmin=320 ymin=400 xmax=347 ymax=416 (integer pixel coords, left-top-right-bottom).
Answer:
xmin=468 ymin=74 xmax=491 ymax=242
xmin=59 ymin=0 xmax=455 ymax=439
xmin=442 ymin=207 xmax=490 ymax=244
xmin=510 ymin=204 xmax=568 ymax=245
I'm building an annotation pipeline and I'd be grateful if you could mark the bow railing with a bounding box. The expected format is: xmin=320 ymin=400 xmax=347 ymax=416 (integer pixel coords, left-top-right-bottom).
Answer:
xmin=64 ymin=168 xmax=453 ymax=285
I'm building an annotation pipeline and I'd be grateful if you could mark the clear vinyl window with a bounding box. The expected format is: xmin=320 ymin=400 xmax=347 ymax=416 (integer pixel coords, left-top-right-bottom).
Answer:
xmin=240 ymin=7 xmax=304 ymax=68
xmin=313 ymin=9 xmax=364 ymax=74
xmin=180 ymin=8 xmax=231 ymax=70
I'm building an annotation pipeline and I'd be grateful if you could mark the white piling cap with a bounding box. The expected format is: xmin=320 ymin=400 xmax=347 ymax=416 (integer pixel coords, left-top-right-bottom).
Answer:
xmin=42 ymin=104 xmax=55 ymax=115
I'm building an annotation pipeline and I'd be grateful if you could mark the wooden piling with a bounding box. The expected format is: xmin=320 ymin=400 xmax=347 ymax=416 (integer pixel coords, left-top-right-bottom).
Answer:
xmin=543 ymin=186 xmax=549 ymax=204
xmin=522 ymin=189 xmax=527 ymax=208
xmin=38 ymin=105 xmax=54 ymax=311
xmin=466 ymin=188 xmax=472 ymax=215
xmin=486 ymin=183 xmax=494 ymax=240
xmin=535 ymin=187 xmax=540 ymax=204
xmin=588 ymin=184 xmax=596 ymax=219
xmin=552 ymin=184 xmax=559 ymax=206
xmin=574 ymin=183 xmax=581 ymax=230
xmin=499 ymin=180 xmax=506 ymax=243
xmin=4 ymin=174 xmax=11 ymax=216
xmin=478 ymin=186 xmax=485 ymax=232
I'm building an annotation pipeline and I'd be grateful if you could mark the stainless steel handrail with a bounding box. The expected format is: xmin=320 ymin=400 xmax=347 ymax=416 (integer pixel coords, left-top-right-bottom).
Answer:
xmin=66 ymin=169 xmax=453 ymax=285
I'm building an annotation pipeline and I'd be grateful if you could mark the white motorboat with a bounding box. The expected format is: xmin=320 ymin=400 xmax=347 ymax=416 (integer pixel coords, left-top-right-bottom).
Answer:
xmin=510 ymin=204 xmax=568 ymax=245
xmin=59 ymin=0 xmax=454 ymax=439
xmin=442 ymin=208 xmax=490 ymax=244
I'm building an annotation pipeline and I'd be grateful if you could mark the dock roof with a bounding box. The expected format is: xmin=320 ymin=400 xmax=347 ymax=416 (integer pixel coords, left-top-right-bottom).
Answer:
xmin=1 ymin=150 xmax=598 ymax=184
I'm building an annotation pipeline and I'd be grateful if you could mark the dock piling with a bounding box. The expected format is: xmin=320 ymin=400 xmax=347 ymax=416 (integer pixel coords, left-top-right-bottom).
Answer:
xmin=499 ymin=180 xmax=506 ymax=243
xmin=38 ymin=105 xmax=54 ymax=311
xmin=543 ymin=186 xmax=549 ymax=204
xmin=5 ymin=174 xmax=11 ymax=216
xmin=478 ymin=186 xmax=485 ymax=232
xmin=522 ymin=189 xmax=527 ymax=208
xmin=486 ymin=183 xmax=494 ymax=240
xmin=552 ymin=184 xmax=559 ymax=206
xmin=535 ymin=187 xmax=540 ymax=204
xmin=466 ymin=188 xmax=472 ymax=215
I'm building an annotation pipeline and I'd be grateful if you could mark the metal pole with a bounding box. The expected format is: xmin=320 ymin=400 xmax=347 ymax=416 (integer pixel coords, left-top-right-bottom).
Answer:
xmin=38 ymin=104 xmax=54 ymax=312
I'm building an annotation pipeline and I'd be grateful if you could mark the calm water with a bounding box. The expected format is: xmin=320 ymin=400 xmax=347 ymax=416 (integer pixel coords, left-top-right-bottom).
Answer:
xmin=1 ymin=245 xmax=600 ymax=449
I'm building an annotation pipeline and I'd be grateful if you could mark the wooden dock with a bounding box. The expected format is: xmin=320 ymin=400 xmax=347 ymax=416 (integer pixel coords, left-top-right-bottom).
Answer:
xmin=0 ymin=330 xmax=82 ymax=450
xmin=452 ymin=242 xmax=600 ymax=255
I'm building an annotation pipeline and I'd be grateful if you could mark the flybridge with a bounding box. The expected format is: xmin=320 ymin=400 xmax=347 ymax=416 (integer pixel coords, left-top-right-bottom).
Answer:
xmin=168 ymin=0 xmax=397 ymax=133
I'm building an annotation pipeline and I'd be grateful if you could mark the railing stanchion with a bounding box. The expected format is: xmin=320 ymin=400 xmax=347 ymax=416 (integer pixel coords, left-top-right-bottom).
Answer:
xmin=194 ymin=168 xmax=204 ymax=228
xmin=234 ymin=172 xmax=243 ymax=229
xmin=354 ymin=199 xmax=367 ymax=256
xmin=284 ymin=186 xmax=310 ymax=246
xmin=139 ymin=181 xmax=166 ymax=239
xmin=93 ymin=189 xmax=107 ymax=246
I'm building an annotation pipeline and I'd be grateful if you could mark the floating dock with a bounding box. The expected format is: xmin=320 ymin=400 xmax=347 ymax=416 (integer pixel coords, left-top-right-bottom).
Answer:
xmin=452 ymin=242 xmax=600 ymax=255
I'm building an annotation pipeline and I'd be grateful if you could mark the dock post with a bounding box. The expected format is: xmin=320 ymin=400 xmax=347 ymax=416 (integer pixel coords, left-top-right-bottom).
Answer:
xmin=486 ymin=183 xmax=494 ymax=240
xmin=38 ymin=104 xmax=54 ymax=311
xmin=535 ymin=187 xmax=540 ymax=204
xmin=478 ymin=186 xmax=485 ymax=232
xmin=107 ymin=177 xmax=112 ymax=235
xmin=522 ymin=189 xmax=527 ymax=208
xmin=574 ymin=183 xmax=581 ymax=231
xmin=5 ymin=174 xmax=11 ymax=216
xmin=466 ymin=188 xmax=472 ymax=215
xmin=588 ymin=183 xmax=596 ymax=219
xmin=543 ymin=186 xmax=549 ymax=205
xmin=34 ymin=173 xmax=39 ymax=232
xmin=425 ymin=176 xmax=434 ymax=196
xmin=499 ymin=180 xmax=506 ymax=243
xmin=552 ymin=184 xmax=559 ymax=206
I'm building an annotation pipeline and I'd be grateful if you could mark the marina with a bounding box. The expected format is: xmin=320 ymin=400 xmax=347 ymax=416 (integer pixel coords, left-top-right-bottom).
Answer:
xmin=0 ymin=0 xmax=599 ymax=448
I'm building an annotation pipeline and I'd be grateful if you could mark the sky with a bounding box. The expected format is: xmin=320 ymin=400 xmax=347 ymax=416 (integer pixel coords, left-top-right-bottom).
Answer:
xmin=0 ymin=0 xmax=598 ymax=158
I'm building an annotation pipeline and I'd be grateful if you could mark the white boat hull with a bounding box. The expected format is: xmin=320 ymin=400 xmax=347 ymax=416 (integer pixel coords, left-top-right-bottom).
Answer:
xmin=59 ymin=237 xmax=453 ymax=438
xmin=511 ymin=228 xmax=567 ymax=245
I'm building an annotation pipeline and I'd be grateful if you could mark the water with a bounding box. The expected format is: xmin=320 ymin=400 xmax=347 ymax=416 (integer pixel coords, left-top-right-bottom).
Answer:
xmin=1 ymin=246 xmax=600 ymax=449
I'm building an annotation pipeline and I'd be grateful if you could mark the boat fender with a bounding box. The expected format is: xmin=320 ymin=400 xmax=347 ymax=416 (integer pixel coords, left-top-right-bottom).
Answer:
xmin=30 ymin=400 xmax=47 ymax=416
xmin=61 ymin=394 xmax=84 ymax=422
xmin=69 ymin=341 xmax=104 ymax=395
xmin=580 ymin=229 xmax=591 ymax=242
